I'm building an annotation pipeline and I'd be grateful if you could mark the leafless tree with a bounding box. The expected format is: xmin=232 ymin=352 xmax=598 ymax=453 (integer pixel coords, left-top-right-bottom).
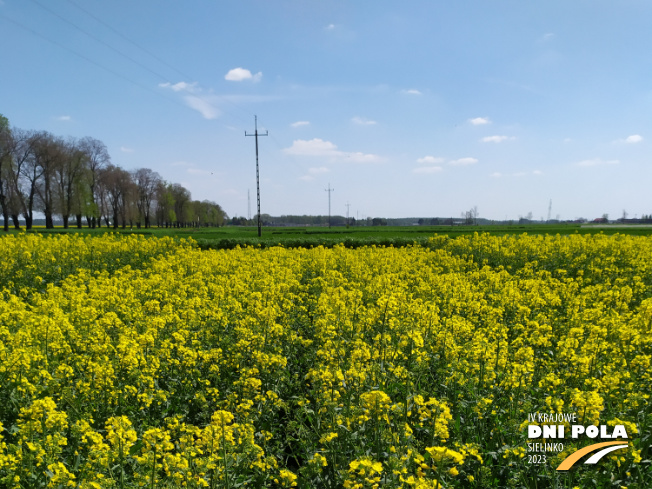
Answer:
xmin=99 ymin=164 xmax=134 ymax=229
xmin=133 ymin=168 xmax=161 ymax=228
xmin=79 ymin=137 xmax=110 ymax=228
xmin=6 ymin=129 xmax=42 ymax=229
xmin=33 ymin=132 xmax=66 ymax=229
xmin=54 ymin=138 xmax=87 ymax=228
xmin=0 ymin=115 xmax=11 ymax=231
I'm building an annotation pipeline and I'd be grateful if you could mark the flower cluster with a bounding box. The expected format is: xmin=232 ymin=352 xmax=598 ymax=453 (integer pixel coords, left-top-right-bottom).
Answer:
xmin=0 ymin=232 xmax=649 ymax=487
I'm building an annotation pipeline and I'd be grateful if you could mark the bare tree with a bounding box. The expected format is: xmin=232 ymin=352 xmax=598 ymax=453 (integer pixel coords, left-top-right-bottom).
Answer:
xmin=0 ymin=114 xmax=10 ymax=231
xmin=133 ymin=168 xmax=161 ymax=228
xmin=155 ymin=181 xmax=175 ymax=227
xmin=54 ymin=138 xmax=86 ymax=228
xmin=100 ymin=164 xmax=134 ymax=229
xmin=33 ymin=132 xmax=66 ymax=229
xmin=79 ymin=137 xmax=110 ymax=228
xmin=7 ymin=129 xmax=42 ymax=229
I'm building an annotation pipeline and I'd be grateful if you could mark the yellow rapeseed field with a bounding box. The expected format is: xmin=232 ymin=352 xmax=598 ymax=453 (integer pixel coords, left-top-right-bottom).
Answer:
xmin=0 ymin=232 xmax=650 ymax=488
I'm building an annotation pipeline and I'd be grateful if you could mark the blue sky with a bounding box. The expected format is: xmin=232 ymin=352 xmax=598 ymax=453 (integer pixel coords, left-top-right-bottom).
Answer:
xmin=1 ymin=0 xmax=650 ymax=221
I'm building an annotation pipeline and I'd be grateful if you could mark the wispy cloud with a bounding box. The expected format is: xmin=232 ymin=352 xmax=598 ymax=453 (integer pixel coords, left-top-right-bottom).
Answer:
xmin=614 ymin=134 xmax=643 ymax=144
xmin=291 ymin=121 xmax=310 ymax=128
xmin=469 ymin=117 xmax=490 ymax=125
xmin=412 ymin=166 xmax=442 ymax=174
xmin=576 ymin=158 xmax=620 ymax=167
xmin=481 ymin=135 xmax=515 ymax=143
xmin=325 ymin=23 xmax=336 ymax=31
xmin=120 ymin=146 xmax=134 ymax=153
xmin=183 ymin=95 xmax=221 ymax=119
xmin=299 ymin=166 xmax=330 ymax=181
xmin=401 ymin=89 xmax=422 ymax=95
xmin=491 ymin=170 xmax=542 ymax=178
xmin=284 ymin=138 xmax=381 ymax=163
xmin=539 ymin=32 xmax=555 ymax=43
xmin=352 ymin=116 xmax=377 ymax=125
xmin=449 ymin=157 xmax=479 ymax=166
xmin=225 ymin=67 xmax=262 ymax=82
xmin=416 ymin=156 xmax=444 ymax=165
xmin=159 ymin=81 xmax=221 ymax=119
xmin=55 ymin=115 xmax=72 ymax=121
xmin=159 ymin=81 xmax=198 ymax=92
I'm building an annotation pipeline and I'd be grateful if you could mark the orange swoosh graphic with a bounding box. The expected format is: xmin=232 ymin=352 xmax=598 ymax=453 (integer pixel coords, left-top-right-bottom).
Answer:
xmin=556 ymin=441 xmax=628 ymax=471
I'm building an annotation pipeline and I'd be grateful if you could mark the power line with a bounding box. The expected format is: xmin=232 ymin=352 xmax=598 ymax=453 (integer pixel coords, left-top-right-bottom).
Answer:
xmin=66 ymin=0 xmax=194 ymax=81
xmin=28 ymin=0 xmax=171 ymax=83
xmin=0 ymin=13 xmax=186 ymax=108
xmin=64 ymin=1 xmax=256 ymax=125
xmin=21 ymin=1 xmax=256 ymax=126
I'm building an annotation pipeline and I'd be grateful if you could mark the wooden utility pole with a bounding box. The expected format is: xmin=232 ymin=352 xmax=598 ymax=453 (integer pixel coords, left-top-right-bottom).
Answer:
xmin=245 ymin=116 xmax=268 ymax=237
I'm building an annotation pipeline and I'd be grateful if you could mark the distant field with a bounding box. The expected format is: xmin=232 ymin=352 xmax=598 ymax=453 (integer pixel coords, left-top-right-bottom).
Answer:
xmin=9 ymin=223 xmax=652 ymax=249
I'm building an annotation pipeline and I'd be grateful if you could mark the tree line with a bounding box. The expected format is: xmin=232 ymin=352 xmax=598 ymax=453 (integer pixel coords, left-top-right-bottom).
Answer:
xmin=0 ymin=115 xmax=228 ymax=231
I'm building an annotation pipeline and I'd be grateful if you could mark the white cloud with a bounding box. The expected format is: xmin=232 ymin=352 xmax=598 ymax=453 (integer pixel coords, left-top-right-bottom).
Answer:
xmin=352 ymin=116 xmax=377 ymax=125
xmin=449 ymin=157 xmax=479 ymax=166
xmin=284 ymin=138 xmax=380 ymax=163
xmin=347 ymin=152 xmax=381 ymax=163
xmin=576 ymin=158 xmax=620 ymax=167
xmin=55 ymin=115 xmax=71 ymax=121
xmin=325 ymin=23 xmax=336 ymax=30
xmin=285 ymin=139 xmax=339 ymax=157
xmin=416 ymin=156 xmax=444 ymax=165
xmin=492 ymin=170 xmax=542 ymax=178
xmin=625 ymin=134 xmax=643 ymax=144
xmin=412 ymin=166 xmax=443 ymax=174
xmin=183 ymin=95 xmax=221 ymax=119
xmin=159 ymin=81 xmax=222 ymax=119
xmin=299 ymin=175 xmax=315 ymax=181
xmin=308 ymin=167 xmax=330 ymax=174
xmin=469 ymin=117 xmax=491 ymax=125
xmin=158 ymin=81 xmax=198 ymax=92
xmin=539 ymin=32 xmax=555 ymax=43
xmin=225 ymin=67 xmax=262 ymax=82
xmin=291 ymin=121 xmax=310 ymax=128
xmin=402 ymin=89 xmax=422 ymax=95
xmin=120 ymin=146 xmax=134 ymax=153
xmin=613 ymin=134 xmax=643 ymax=144
xmin=481 ymin=135 xmax=515 ymax=143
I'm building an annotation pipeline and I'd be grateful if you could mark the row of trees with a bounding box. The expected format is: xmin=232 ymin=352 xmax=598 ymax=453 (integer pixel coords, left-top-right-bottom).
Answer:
xmin=0 ymin=115 xmax=228 ymax=231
